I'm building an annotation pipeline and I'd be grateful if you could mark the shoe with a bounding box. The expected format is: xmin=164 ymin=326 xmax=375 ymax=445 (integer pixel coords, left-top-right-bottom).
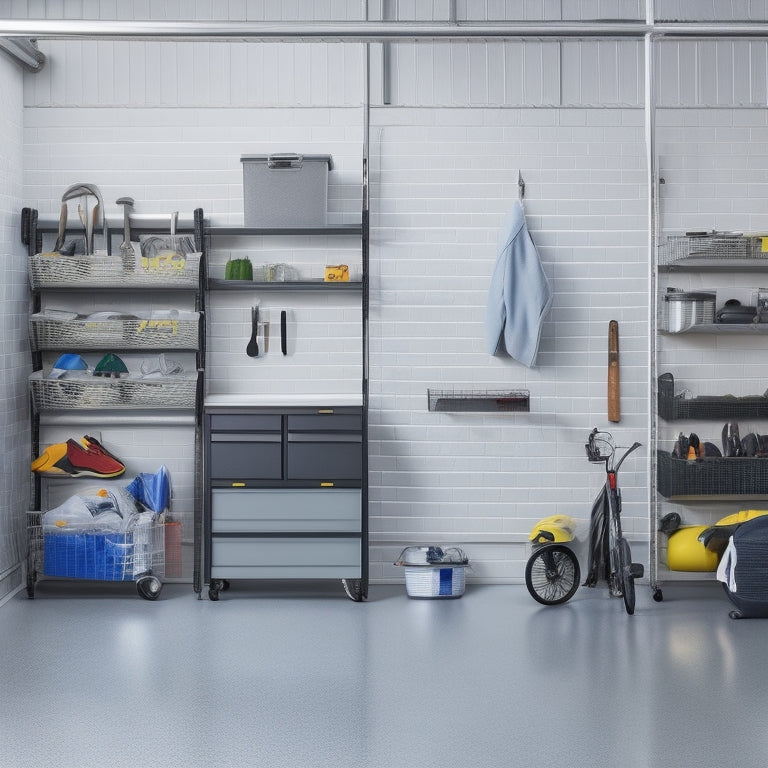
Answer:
xmin=53 ymin=439 xmax=125 ymax=478
xmin=80 ymin=435 xmax=123 ymax=464
xmin=722 ymin=423 xmax=742 ymax=457
xmin=672 ymin=432 xmax=689 ymax=459
xmin=31 ymin=442 xmax=69 ymax=474
xmin=93 ymin=353 xmax=128 ymax=378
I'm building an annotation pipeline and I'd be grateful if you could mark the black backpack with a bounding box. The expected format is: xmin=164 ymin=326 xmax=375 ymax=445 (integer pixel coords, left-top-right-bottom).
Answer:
xmin=717 ymin=515 xmax=768 ymax=619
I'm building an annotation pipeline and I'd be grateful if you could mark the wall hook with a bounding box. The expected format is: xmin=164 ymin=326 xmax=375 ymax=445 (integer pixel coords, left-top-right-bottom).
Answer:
xmin=518 ymin=171 xmax=525 ymax=201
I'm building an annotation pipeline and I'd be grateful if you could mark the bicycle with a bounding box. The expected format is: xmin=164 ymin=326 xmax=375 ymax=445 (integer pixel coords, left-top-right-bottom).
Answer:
xmin=525 ymin=428 xmax=644 ymax=614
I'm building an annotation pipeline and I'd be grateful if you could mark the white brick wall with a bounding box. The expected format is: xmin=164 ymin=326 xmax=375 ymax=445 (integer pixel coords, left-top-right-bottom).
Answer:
xmin=367 ymin=107 xmax=648 ymax=582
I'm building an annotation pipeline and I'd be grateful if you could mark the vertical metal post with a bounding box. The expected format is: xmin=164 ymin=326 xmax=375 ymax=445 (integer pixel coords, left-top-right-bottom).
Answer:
xmin=361 ymin=0 xmax=371 ymax=596
xmin=645 ymin=0 xmax=661 ymax=600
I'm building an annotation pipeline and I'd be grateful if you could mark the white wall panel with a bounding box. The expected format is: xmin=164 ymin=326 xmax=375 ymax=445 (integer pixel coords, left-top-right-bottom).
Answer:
xmin=657 ymin=40 xmax=768 ymax=107
xmin=24 ymin=40 xmax=365 ymax=107
xmin=0 ymin=54 xmax=28 ymax=602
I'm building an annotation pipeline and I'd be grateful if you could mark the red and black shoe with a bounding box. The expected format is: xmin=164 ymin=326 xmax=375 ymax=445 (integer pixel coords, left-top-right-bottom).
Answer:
xmin=52 ymin=438 xmax=126 ymax=478
xmin=81 ymin=435 xmax=124 ymax=465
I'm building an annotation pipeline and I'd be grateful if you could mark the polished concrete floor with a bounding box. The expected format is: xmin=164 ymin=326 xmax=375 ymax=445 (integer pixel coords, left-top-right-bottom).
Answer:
xmin=2 ymin=578 xmax=767 ymax=768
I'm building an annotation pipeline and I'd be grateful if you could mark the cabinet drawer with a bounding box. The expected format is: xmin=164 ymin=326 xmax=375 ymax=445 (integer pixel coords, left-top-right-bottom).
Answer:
xmin=285 ymin=439 xmax=362 ymax=480
xmin=209 ymin=436 xmax=281 ymax=480
xmin=209 ymin=414 xmax=282 ymax=432
xmin=287 ymin=413 xmax=362 ymax=432
xmin=211 ymin=488 xmax=361 ymax=532
xmin=211 ymin=536 xmax=361 ymax=579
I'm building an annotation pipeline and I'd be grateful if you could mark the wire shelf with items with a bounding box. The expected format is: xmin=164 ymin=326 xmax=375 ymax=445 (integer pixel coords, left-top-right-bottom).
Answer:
xmin=427 ymin=389 xmax=530 ymax=413
xmin=29 ymin=371 xmax=198 ymax=411
xmin=659 ymin=232 xmax=768 ymax=269
xmin=30 ymin=310 xmax=201 ymax=351
xmin=28 ymin=251 xmax=202 ymax=290
xmin=658 ymin=373 xmax=768 ymax=421
xmin=657 ymin=450 xmax=768 ymax=499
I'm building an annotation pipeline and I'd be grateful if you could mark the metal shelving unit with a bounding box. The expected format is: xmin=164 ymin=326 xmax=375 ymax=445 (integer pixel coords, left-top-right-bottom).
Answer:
xmin=20 ymin=206 xmax=206 ymax=598
xmin=650 ymin=234 xmax=768 ymax=602
xmin=200 ymin=184 xmax=369 ymax=603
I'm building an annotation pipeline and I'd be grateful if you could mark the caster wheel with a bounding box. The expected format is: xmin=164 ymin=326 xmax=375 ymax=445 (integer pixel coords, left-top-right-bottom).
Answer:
xmin=137 ymin=575 xmax=162 ymax=601
xmin=729 ymin=610 xmax=743 ymax=620
xmin=652 ymin=588 xmax=664 ymax=603
xmin=342 ymin=578 xmax=366 ymax=602
xmin=209 ymin=579 xmax=227 ymax=601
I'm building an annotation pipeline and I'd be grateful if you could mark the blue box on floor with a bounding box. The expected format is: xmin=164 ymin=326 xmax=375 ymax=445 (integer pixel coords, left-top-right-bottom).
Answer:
xmin=43 ymin=531 xmax=133 ymax=581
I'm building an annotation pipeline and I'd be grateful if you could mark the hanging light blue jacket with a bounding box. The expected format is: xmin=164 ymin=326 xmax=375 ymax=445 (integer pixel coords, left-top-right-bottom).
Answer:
xmin=485 ymin=201 xmax=552 ymax=368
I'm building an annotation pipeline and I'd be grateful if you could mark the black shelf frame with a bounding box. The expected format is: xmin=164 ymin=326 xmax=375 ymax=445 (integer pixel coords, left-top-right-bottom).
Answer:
xmin=20 ymin=205 xmax=207 ymax=598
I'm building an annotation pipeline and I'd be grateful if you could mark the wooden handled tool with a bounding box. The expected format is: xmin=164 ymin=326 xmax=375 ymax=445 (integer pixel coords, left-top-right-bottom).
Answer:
xmin=608 ymin=320 xmax=620 ymax=423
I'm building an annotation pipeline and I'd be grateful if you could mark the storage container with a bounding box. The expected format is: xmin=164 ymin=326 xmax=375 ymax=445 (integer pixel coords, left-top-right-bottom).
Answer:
xmin=241 ymin=153 xmax=332 ymax=228
xmin=395 ymin=546 xmax=470 ymax=599
xmin=661 ymin=289 xmax=716 ymax=332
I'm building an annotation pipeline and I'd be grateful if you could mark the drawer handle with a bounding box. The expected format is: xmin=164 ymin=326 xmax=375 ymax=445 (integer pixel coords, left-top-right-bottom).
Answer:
xmin=211 ymin=434 xmax=281 ymax=442
xmin=287 ymin=434 xmax=362 ymax=443
xmin=320 ymin=482 xmax=334 ymax=487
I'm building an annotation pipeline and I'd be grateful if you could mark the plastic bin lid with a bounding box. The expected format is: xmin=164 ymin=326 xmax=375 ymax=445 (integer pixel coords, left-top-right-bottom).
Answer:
xmin=240 ymin=153 xmax=333 ymax=170
xmin=394 ymin=546 xmax=469 ymax=567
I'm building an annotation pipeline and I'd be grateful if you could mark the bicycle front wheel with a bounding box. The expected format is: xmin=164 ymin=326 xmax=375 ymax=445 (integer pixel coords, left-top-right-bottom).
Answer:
xmin=525 ymin=545 xmax=580 ymax=606
xmin=618 ymin=537 xmax=636 ymax=615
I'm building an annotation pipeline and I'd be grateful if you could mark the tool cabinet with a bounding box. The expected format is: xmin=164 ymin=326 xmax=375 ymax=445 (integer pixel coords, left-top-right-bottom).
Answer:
xmin=203 ymin=406 xmax=367 ymax=600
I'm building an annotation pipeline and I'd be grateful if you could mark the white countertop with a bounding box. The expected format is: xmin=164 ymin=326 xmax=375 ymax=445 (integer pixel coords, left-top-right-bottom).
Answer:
xmin=204 ymin=393 xmax=363 ymax=408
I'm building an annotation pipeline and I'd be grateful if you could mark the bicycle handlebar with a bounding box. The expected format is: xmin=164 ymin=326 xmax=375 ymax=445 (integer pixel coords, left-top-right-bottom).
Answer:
xmin=585 ymin=428 xmax=642 ymax=471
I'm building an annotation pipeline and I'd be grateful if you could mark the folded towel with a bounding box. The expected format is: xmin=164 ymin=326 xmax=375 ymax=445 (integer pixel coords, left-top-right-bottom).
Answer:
xmin=485 ymin=201 xmax=552 ymax=368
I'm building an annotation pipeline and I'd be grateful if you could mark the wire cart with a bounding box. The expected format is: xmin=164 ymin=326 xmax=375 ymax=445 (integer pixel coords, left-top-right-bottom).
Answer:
xmin=26 ymin=508 xmax=165 ymax=600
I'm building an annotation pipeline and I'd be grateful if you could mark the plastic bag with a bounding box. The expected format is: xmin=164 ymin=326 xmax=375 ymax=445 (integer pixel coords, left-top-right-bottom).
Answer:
xmin=126 ymin=465 xmax=171 ymax=513
xmin=42 ymin=486 xmax=141 ymax=532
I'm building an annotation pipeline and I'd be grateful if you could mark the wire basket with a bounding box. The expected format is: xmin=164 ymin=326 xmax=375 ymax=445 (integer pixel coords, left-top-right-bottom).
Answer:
xmin=659 ymin=233 xmax=767 ymax=266
xmin=29 ymin=313 xmax=200 ymax=351
xmin=658 ymin=391 xmax=768 ymax=421
xmin=29 ymin=371 xmax=198 ymax=410
xmin=657 ymin=450 xmax=768 ymax=497
xmin=427 ymin=389 xmax=530 ymax=413
xmin=35 ymin=516 xmax=165 ymax=582
xmin=28 ymin=252 xmax=201 ymax=289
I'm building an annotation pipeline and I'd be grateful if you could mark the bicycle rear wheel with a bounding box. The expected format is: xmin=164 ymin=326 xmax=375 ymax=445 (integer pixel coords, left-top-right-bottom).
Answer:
xmin=618 ymin=537 xmax=636 ymax=615
xmin=525 ymin=545 xmax=580 ymax=606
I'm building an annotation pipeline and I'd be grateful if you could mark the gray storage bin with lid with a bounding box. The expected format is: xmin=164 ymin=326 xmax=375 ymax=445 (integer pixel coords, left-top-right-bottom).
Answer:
xmin=241 ymin=153 xmax=333 ymax=228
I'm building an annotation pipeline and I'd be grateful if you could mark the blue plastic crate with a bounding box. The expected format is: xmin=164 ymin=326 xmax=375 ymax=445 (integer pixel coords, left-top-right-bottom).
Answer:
xmin=43 ymin=531 xmax=133 ymax=581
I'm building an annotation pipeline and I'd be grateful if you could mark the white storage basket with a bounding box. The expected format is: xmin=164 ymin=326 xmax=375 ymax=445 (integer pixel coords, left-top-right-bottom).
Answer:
xmin=395 ymin=546 xmax=470 ymax=599
xmin=403 ymin=565 xmax=467 ymax=599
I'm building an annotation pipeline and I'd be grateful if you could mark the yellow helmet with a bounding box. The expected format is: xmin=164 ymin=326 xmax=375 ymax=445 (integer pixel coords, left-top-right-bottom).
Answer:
xmin=530 ymin=514 xmax=577 ymax=544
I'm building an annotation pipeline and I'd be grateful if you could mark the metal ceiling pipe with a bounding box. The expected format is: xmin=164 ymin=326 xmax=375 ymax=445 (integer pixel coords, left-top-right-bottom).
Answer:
xmin=3 ymin=19 xmax=768 ymax=43
xmin=0 ymin=37 xmax=46 ymax=71
xmin=0 ymin=20 xmax=655 ymax=41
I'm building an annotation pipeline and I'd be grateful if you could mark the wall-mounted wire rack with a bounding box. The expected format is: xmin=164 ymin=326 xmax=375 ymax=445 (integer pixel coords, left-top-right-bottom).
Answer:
xmin=659 ymin=232 xmax=768 ymax=269
xmin=427 ymin=389 xmax=530 ymax=413
xmin=658 ymin=372 xmax=768 ymax=420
